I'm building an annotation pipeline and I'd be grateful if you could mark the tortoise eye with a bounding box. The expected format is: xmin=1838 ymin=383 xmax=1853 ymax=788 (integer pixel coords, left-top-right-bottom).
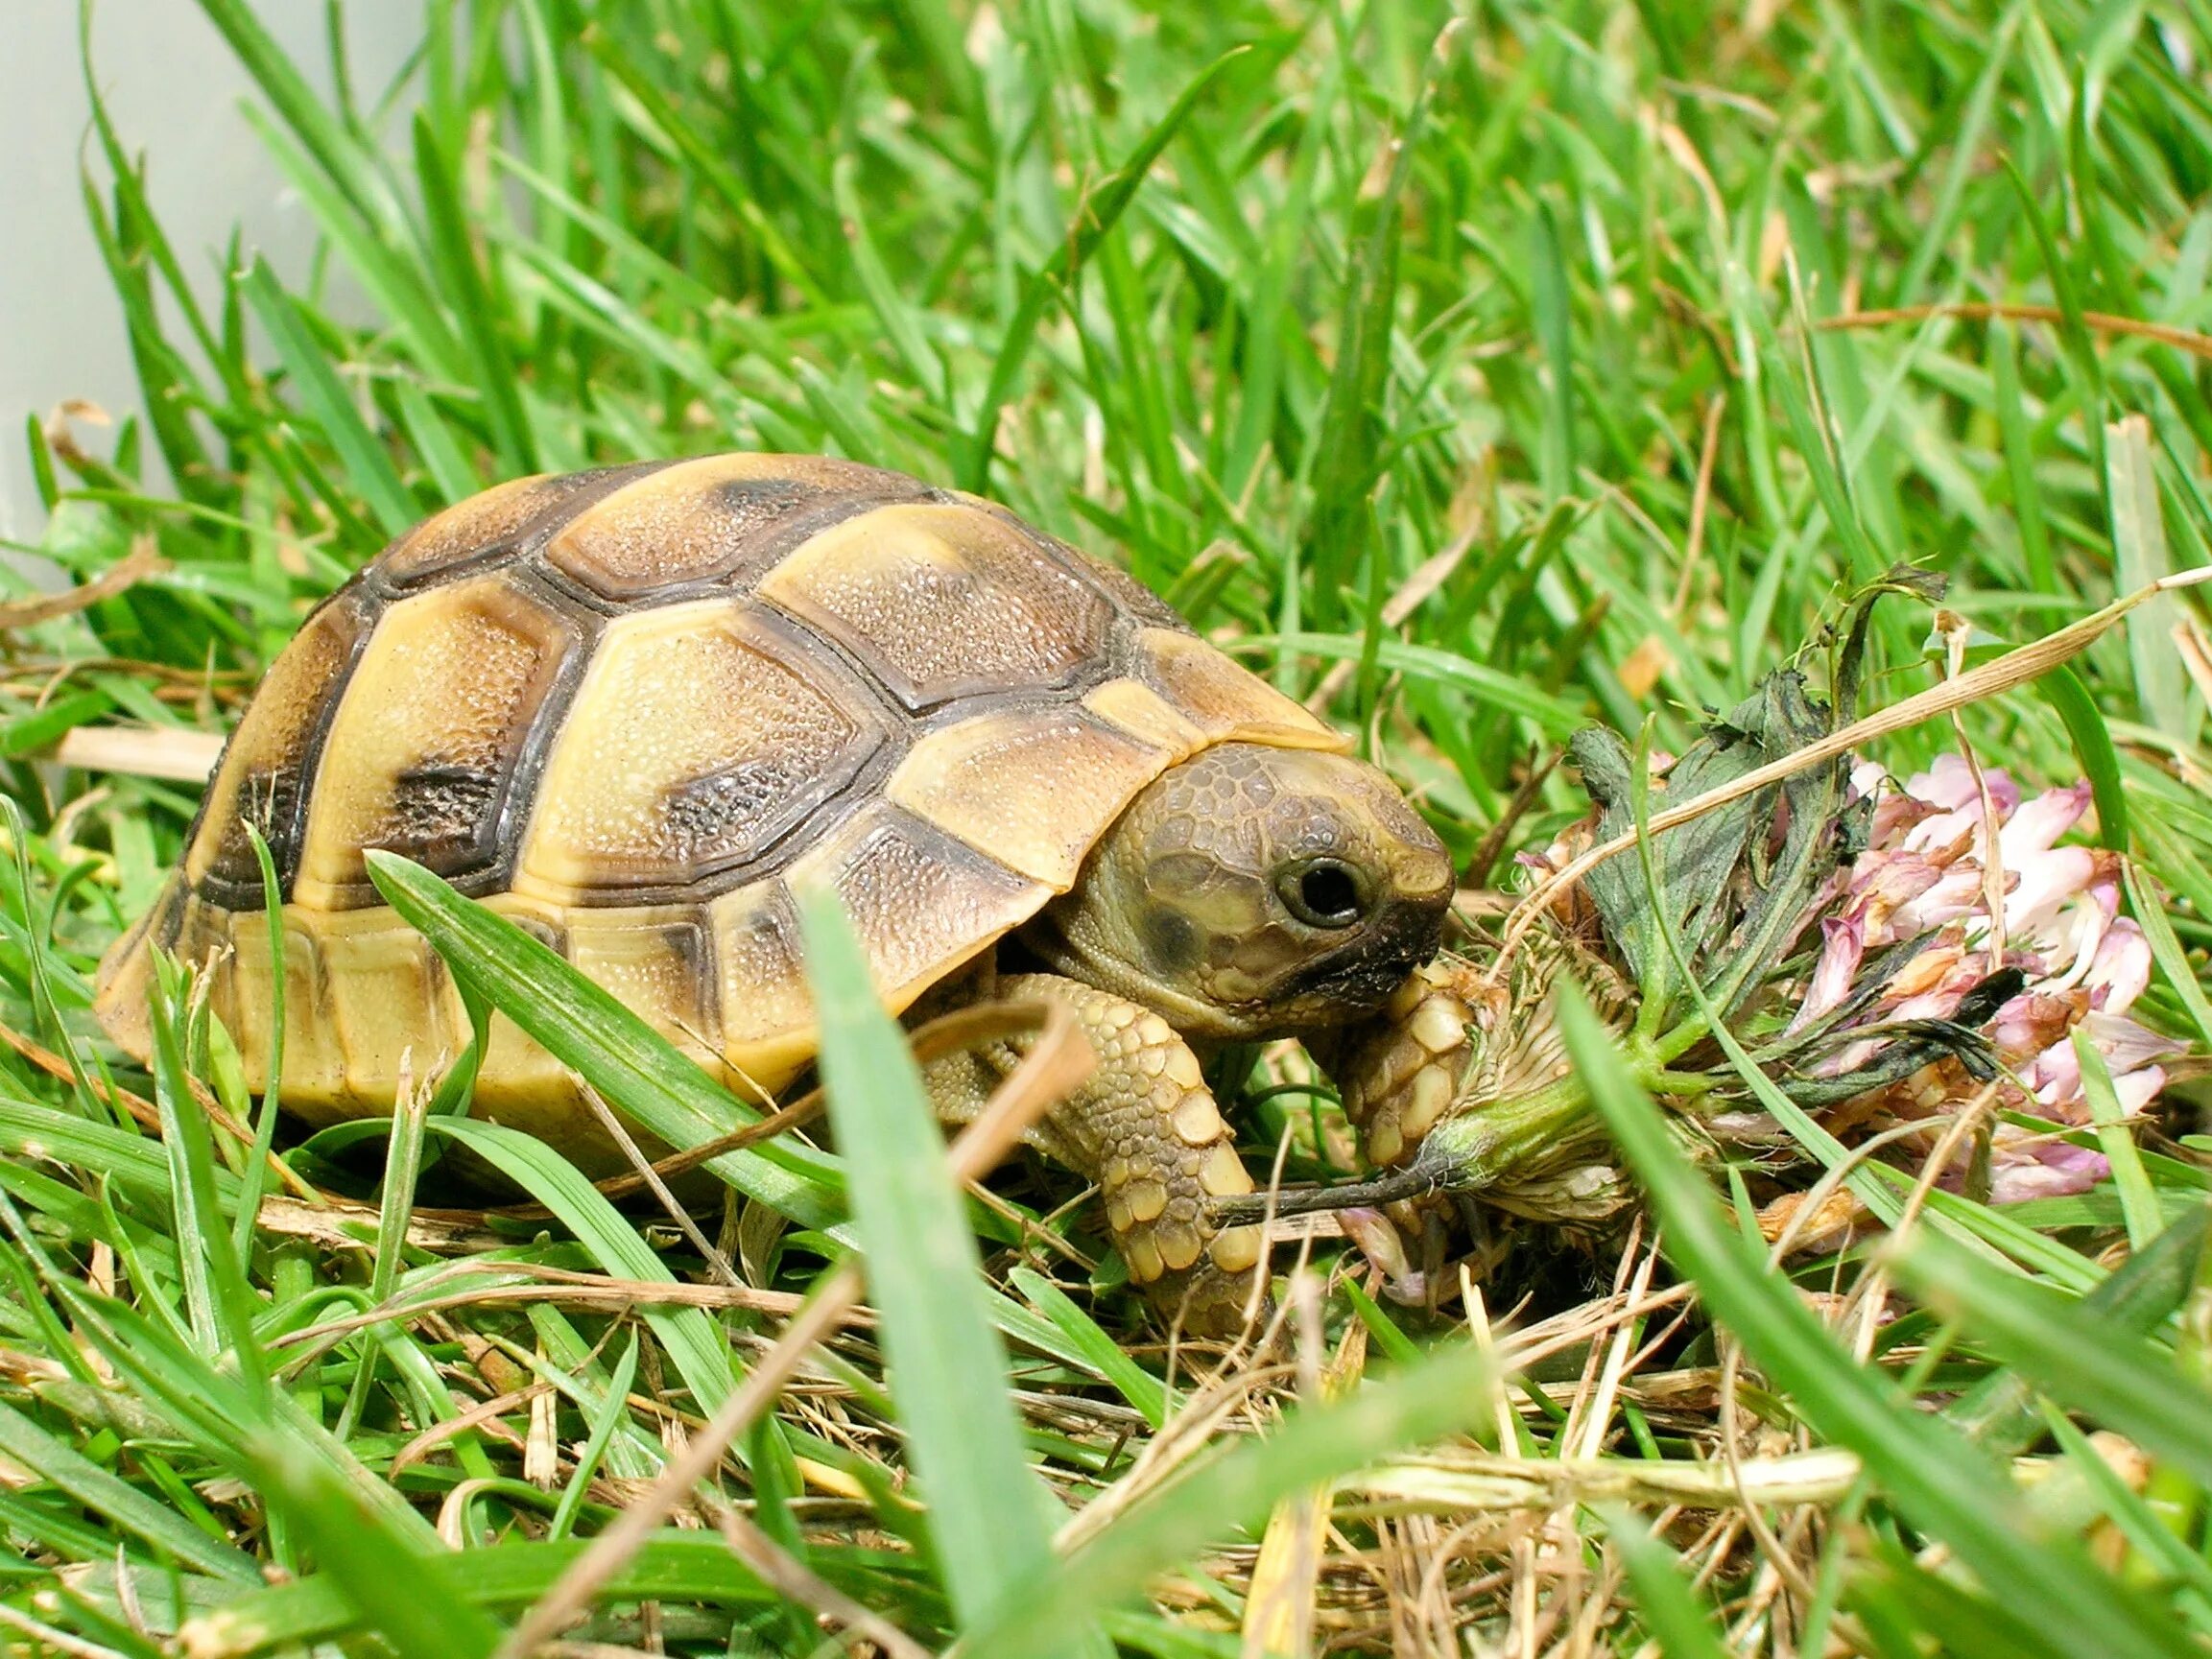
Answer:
xmin=1277 ymin=858 xmax=1369 ymax=929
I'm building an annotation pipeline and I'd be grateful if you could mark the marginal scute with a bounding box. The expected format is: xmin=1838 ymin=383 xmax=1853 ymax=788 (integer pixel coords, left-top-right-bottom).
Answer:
xmin=887 ymin=707 xmax=1167 ymax=889
xmin=1137 ymin=628 xmax=1347 ymax=752
xmin=544 ymin=453 xmax=924 ymax=602
xmin=565 ymin=908 xmax=719 ymax=1057
xmin=293 ymin=576 xmax=581 ymax=909
xmin=89 ymin=878 xmax=183 ymax=1063
xmin=784 ymin=801 xmax=1047 ymax=1012
xmin=186 ymin=589 xmax=368 ymax=906
xmin=376 ymin=462 xmax=673 ymax=588
xmin=707 ymin=881 xmax=820 ymax=1097
xmin=465 ymin=895 xmax=580 ymax=1115
xmin=226 ymin=910 xmax=344 ymax=1102
xmin=311 ymin=910 xmax=454 ymax=1106
xmin=515 ymin=600 xmax=888 ymax=901
xmin=758 ymin=503 xmax=1111 ymax=710
xmin=170 ymin=893 xmax=234 ymax=976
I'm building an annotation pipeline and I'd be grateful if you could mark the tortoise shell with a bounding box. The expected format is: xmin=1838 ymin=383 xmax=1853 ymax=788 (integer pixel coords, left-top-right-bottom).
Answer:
xmin=95 ymin=453 xmax=1345 ymax=1160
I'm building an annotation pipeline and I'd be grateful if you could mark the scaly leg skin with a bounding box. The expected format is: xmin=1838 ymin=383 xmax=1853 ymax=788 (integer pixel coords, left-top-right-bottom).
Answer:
xmin=1331 ymin=961 xmax=1479 ymax=1169
xmin=919 ymin=972 xmax=1267 ymax=1337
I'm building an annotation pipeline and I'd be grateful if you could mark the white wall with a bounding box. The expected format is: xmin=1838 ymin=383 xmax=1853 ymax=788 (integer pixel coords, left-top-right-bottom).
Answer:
xmin=0 ymin=1 xmax=423 ymax=542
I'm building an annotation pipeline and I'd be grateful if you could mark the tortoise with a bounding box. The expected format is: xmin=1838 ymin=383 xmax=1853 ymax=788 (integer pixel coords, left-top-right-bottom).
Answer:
xmin=96 ymin=452 xmax=1454 ymax=1322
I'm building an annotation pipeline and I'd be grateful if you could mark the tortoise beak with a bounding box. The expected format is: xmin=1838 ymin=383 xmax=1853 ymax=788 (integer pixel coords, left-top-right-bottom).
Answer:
xmin=1279 ymin=880 xmax=1450 ymax=1018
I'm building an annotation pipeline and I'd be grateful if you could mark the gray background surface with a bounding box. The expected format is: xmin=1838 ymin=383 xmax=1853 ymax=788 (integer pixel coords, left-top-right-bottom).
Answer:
xmin=1 ymin=2 xmax=421 ymax=544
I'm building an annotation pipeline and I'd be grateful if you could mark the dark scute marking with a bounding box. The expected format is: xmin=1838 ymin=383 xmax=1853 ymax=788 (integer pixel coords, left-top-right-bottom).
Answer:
xmin=542 ymin=475 xmax=934 ymax=607
xmin=715 ymin=476 xmax=817 ymax=520
xmin=766 ymin=505 xmax=1115 ymax=711
xmin=710 ymin=486 xmax=932 ymax=595
xmin=297 ymin=575 xmax=587 ymax=911
xmin=206 ymin=766 xmax=300 ymax=886
xmin=146 ymin=879 xmax=189 ymax=952
xmin=662 ymin=756 xmax=815 ymax=853
xmin=383 ymin=761 xmax=506 ymax=874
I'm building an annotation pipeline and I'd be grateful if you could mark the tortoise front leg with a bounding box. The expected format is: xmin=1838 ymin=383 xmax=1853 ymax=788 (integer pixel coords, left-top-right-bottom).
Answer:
xmin=920 ymin=972 xmax=1267 ymax=1335
xmin=1332 ymin=961 xmax=1478 ymax=1169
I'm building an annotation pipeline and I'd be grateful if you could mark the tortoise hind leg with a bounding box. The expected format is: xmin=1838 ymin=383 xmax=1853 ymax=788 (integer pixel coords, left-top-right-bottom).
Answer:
xmin=919 ymin=971 xmax=1269 ymax=1337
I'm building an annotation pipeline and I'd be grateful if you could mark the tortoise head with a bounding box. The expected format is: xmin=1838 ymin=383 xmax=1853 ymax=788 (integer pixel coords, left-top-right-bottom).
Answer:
xmin=1025 ymin=743 xmax=1455 ymax=1041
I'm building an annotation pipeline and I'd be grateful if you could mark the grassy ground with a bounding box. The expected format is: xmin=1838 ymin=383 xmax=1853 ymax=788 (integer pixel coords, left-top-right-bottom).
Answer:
xmin=4 ymin=0 xmax=2212 ymax=1653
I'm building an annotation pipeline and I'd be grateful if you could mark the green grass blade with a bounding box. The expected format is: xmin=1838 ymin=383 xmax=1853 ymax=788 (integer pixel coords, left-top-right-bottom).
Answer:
xmin=1558 ymin=981 xmax=2198 ymax=1659
xmin=392 ymin=378 xmax=484 ymax=503
xmin=240 ymin=260 xmax=416 ymax=538
xmin=1010 ymin=1267 xmax=1168 ymax=1429
xmin=1944 ymin=1199 xmax=2208 ymax=1456
xmin=423 ymin=1115 xmax=736 ymax=1411
xmin=796 ymin=888 xmax=1057 ymax=1630
xmin=1256 ymin=633 xmax=1584 ymax=731
xmin=235 ymin=103 xmax=466 ymax=381
xmin=833 ymin=154 xmax=945 ymax=405
xmin=229 ymin=824 xmax=287 ymax=1259
xmin=955 ymin=48 xmax=1243 ymax=492
xmin=2039 ymin=1404 xmax=2212 ymax=1629
xmin=0 ymin=1098 xmax=233 ymax=1211
xmin=1600 ymin=1505 xmax=1730 ymax=1659
xmin=145 ymin=955 xmax=266 ymax=1405
xmin=1988 ymin=317 xmax=2057 ymax=594
xmin=191 ymin=0 xmax=405 ymax=238
xmin=2125 ymin=862 xmax=2212 ymax=1046
xmin=2075 ymin=1028 xmax=2162 ymax=1248
xmin=364 ymin=852 xmax=841 ymax=1227
xmin=174 ymin=1534 xmax=771 ymax=1653
xmin=2036 ymin=666 xmax=2129 ymax=850
xmin=547 ymin=1334 xmax=640 ymax=1542
xmin=1530 ymin=197 xmax=1577 ymax=502
xmin=412 ymin=111 xmax=536 ymax=476
xmin=0 ymin=1400 xmax=259 ymax=1583
xmin=1892 ymin=1216 xmax=2212 ymax=1494
xmin=233 ymin=1426 xmax=506 ymax=1659
xmin=2106 ymin=415 xmax=2190 ymax=741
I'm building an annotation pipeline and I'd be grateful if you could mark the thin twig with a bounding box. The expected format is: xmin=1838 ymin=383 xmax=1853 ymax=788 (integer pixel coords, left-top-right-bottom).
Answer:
xmin=0 ymin=536 xmax=168 ymax=631
xmin=389 ymin=1381 xmax=545 ymax=1477
xmin=0 ymin=1015 xmax=320 ymax=1200
xmin=1305 ymin=521 xmax=1481 ymax=712
xmin=0 ymin=1602 xmax=133 ymax=1659
xmin=1670 ymin=391 xmax=1726 ymax=618
xmin=51 ymin=724 xmax=226 ymax=782
xmin=549 ymin=1001 xmax=1055 ymax=1208
xmin=580 ymin=1081 xmax=744 ymax=1288
xmin=1462 ymin=747 xmax=1563 ymax=889
xmin=713 ymin=1500 xmax=938 ymax=1659
xmin=1819 ymin=299 xmax=2212 ymax=361
xmin=269 ymin=1268 xmax=822 ymax=1372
